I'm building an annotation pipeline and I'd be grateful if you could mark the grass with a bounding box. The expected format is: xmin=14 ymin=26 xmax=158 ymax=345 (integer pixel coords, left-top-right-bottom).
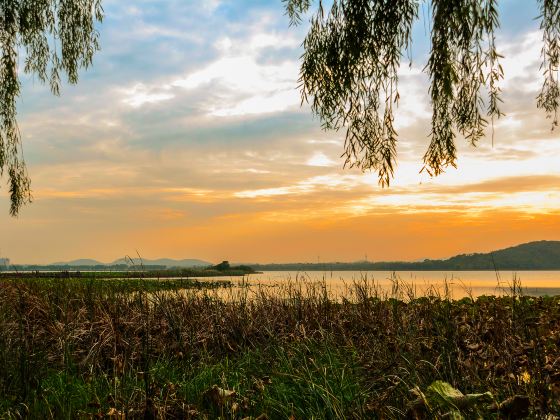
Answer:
xmin=0 ymin=266 xmax=255 ymax=280
xmin=0 ymin=276 xmax=232 ymax=295
xmin=0 ymin=275 xmax=559 ymax=418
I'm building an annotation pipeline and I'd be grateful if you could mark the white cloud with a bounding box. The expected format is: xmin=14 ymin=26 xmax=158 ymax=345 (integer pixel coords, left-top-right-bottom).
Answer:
xmin=500 ymin=31 xmax=542 ymax=92
xmin=210 ymin=89 xmax=300 ymax=116
xmin=306 ymin=152 xmax=337 ymax=167
xmin=393 ymin=65 xmax=431 ymax=129
xmin=173 ymin=56 xmax=296 ymax=93
xmin=125 ymin=6 xmax=142 ymax=16
xmin=494 ymin=114 xmax=523 ymax=130
xmin=122 ymin=83 xmax=174 ymax=108
xmin=234 ymin=174 xmax=359 ymax=198
xmin=171 ymin=53 xmax=300 ymax=116
xmin=201 ymin=0 xmax=222 ymax=14
xmin=118 ymin=30 xmax=301 ymax=115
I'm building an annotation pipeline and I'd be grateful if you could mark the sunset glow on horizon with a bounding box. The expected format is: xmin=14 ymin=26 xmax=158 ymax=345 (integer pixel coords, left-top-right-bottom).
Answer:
xmin=1 ymin=0 xmax=559 ymax=264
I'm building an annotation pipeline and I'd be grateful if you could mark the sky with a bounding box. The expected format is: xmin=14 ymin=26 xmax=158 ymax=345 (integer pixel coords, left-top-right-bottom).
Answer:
xmin=1 ymin=0 xmax=559 ymax=264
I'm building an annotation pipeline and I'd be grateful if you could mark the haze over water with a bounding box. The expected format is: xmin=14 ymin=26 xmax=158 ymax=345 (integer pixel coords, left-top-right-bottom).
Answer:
xmin=194 ymin=270 xmax=560 ymax=299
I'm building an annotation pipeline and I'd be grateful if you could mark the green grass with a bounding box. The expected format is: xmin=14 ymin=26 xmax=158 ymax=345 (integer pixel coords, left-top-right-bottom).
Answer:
xmin=1 ymin=339 xmax=368 ymax=419
xmin=0 ymin=266 xmax=255 ymax=280
xmin=0 ymin=275 xmax=232 ymax=295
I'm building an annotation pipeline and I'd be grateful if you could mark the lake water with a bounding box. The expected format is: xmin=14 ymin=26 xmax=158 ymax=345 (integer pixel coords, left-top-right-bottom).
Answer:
xmin=4 ymin=269 xmax=559 ymax=299
xmin=194 ymin=270 xmax=560 ymax=299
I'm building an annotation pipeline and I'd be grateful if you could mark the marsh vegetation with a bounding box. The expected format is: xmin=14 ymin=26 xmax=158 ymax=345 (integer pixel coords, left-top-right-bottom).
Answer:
xmin=0 ymin=274 xmax=559 ymax=418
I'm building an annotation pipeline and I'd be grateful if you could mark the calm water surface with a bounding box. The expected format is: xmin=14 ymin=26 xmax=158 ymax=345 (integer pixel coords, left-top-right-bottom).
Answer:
xmin=195 ymin=270 xmax=560 ymax=299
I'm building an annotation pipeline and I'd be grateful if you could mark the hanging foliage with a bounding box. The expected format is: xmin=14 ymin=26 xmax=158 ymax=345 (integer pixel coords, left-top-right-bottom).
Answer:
xmin=285 ymin=0 xmax=560 ymax=184
xmin=0 ymin=0 xmax=103 ymax=216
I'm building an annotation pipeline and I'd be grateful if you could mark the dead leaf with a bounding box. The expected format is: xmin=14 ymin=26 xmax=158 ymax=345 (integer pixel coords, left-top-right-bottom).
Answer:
xmin=106 ymin=407 xmax=125 ymax=419
xmin=203 ymin=385 xmax=236 ymax=407
xmin=466 ymin=343 xmax=481 ymax=352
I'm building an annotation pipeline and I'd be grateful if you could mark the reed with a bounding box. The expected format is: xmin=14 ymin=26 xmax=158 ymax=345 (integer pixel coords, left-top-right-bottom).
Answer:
xmin=0 ymin=275 xmax=558 ymax=418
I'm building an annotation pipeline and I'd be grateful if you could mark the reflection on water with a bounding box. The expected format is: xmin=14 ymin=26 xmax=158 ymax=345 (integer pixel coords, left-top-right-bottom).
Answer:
xmin=184 ymin=270 xmax=560 ymax=300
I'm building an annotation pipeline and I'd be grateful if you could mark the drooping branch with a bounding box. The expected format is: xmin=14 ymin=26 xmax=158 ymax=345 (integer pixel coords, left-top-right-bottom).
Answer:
xmin=0 ymin=0 xmax=103 ymax=216
xmin=296 ymin=0 xmax=418 ymax=186
xmin=283 ymin=0 xmax=313 ymax=25
xmin=537 ymin=0 xmax=560 ymax=128
xmin=423 ymin=0 xmax=503 ymax=176
xmin=286 ymin=0 xmax=560 ymax=185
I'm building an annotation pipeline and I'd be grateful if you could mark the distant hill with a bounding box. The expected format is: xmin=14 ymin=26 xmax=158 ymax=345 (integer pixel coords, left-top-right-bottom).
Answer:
xmin=46 ymin=258 xmax=212 ymax=268
xmin=436 ymin=240 xmax=560 ymax=270
xmin=252 ymin=241 xmax=560 ymax=271
xmin=51 ymin=258 xmax=105 ymax=266
xmin=9 ymin=241 xmax=560 ymax=272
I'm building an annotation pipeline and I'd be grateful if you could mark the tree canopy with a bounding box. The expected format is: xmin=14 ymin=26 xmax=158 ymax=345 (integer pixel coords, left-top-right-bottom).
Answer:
xmin=0 ymin=0 xmax=103 ymax=216
xmin=285 ymin=0 xmax=560 ymax=186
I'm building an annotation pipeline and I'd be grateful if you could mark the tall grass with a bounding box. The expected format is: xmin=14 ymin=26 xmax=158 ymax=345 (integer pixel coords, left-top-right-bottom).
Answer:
xmin=0 ymin=275 xmax=559 ymax=418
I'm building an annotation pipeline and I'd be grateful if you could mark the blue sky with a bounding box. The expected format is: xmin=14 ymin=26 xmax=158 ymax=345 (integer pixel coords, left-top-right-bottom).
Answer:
xmin=2 ymin=0 xmax=559 ymax=264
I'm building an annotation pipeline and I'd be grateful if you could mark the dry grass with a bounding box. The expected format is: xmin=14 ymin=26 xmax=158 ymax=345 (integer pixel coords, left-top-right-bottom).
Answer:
xmin=0 ymin=275 xmax=559 ymax=418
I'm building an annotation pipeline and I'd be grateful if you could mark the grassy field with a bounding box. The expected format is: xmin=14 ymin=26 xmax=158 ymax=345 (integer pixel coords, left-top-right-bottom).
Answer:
xmin=0 ymin=275 xmax=559 ymax=419
xmin=0 ymin=266 xmax=255 ymax=280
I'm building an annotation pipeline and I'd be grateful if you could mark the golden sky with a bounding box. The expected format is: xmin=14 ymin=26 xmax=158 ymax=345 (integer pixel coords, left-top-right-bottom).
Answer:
xmin=1 ymin=1 xmax=559 ymax=264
